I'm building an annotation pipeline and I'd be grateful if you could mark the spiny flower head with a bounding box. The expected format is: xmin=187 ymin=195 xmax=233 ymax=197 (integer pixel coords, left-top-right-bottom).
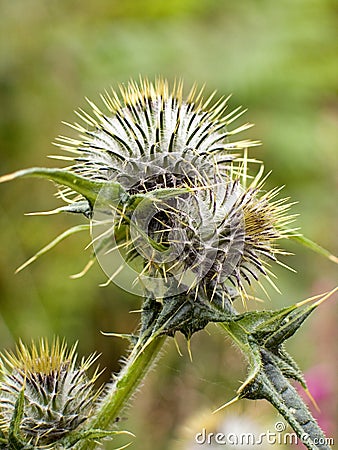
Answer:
xmin=0 ymin=339 xmax=100 ymax=447
xmin=56 ymin=77 xmax=255 ymax=185
xmin=0 ymin=77 xmax=296 ymax=301
xmin=57 ymin=78 xmax=293 ymax=298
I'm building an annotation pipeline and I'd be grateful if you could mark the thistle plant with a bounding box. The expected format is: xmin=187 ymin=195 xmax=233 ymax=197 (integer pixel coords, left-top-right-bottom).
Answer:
xmin=0 ymin=78 xmax=337 ymax=450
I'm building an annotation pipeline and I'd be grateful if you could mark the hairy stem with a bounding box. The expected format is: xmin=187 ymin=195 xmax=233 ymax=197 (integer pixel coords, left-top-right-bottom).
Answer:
xmin=75 ymin=335 xmax=166 ymax=450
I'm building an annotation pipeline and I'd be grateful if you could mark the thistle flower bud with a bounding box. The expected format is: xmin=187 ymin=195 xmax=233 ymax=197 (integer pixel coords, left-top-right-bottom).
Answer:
xmin=0 ymin=77 xmax=296 ymax=301
xmin=64 ymin=78 xmax=293 ymax=299
xmin=0 ymin=339 xmax=100 ymax=448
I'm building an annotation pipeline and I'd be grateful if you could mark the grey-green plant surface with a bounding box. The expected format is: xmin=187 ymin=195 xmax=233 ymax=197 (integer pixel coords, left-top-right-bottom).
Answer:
xmin=0 ymin=79 xmax=337 ymax=450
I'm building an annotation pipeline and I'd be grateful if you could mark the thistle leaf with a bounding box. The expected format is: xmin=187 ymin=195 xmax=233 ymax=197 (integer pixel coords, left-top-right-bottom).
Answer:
xmin=240 ymin=348 xmax=331 ymax=450
xmin=218 ymin=289 xmax=337 ymax=450
xmin=0 ymin=167 xmax=125 ymax=207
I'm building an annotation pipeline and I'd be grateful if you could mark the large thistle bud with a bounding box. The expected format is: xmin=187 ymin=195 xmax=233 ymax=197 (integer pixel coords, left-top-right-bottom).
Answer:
xmin=0 ymin=339 xmax=100 ymax=448
xmin=0 ymin=78 xmax=295 ymax=302
xmin=54 ymin=78 xmax=294 ymax=299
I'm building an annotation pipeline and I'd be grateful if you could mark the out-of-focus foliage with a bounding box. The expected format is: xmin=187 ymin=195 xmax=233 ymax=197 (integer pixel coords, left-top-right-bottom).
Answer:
xmin=0 ymin=0 xmax=337 ymax=449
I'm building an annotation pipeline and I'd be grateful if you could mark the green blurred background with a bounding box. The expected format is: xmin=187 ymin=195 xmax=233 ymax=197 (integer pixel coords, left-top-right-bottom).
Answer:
xmin=0 ymin=0 xmax=337 ymax=448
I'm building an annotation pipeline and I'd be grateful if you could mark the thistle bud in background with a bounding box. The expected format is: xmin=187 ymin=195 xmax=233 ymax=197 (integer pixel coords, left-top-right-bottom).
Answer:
xmin=0 ymin=339 xmax=100 ymax=448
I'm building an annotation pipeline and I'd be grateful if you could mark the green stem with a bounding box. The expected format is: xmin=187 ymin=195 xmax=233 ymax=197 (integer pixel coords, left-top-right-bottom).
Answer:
xmin=219 ymin=321 xmax=260 ymax=387
xmin=76 ymin=335 xmax=167 ymax=450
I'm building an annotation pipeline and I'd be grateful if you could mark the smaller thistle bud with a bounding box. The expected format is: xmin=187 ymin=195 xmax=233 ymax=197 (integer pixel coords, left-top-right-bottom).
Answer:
xmin=0 ymin=339 xmax=100 ymax=448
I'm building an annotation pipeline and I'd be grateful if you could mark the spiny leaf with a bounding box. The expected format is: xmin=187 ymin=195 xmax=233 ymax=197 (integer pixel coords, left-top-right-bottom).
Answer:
xmin=240 ymin=348 xmax=331 ymax=450
xmin=233 ymin=287 xmax=337 ymax=348
xmin=217 ymin=289 xmax=337 ymax=450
